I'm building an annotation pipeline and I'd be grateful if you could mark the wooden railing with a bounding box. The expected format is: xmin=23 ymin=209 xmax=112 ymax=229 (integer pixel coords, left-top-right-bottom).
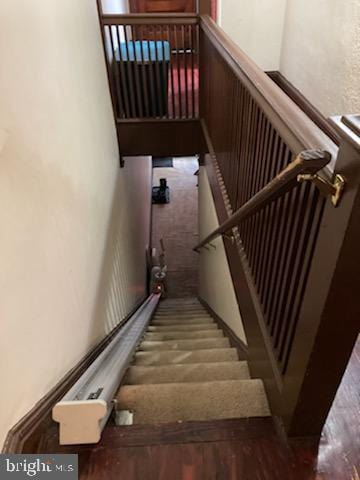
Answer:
xmin=194 ymin=150 xmax=332 ymax=251
xmin=198 ymin=15 xmax=360 ymax=438
xmin=199 ymin=13 xmax=339 ymax=375
xmin=99 ymin=12 xmax=199 ymax=120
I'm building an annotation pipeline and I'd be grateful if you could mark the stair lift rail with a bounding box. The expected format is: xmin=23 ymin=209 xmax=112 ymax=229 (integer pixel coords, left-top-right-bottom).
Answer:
xmin=53 ymin=293 xmax=161 ymax=445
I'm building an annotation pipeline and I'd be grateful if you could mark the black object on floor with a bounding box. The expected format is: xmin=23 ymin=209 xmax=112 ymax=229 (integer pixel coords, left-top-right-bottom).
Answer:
xmin=152 ymin=178 xmax=170 ymax=204
xmin=153 ymin=157 xmax=173 ymax=168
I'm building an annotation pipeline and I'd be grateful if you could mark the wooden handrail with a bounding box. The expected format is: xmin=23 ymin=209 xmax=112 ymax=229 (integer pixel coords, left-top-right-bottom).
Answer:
xmin=101 ymin=13 xmax=199 ymax=25
xmin=200 ymin=15 xmax=338 ymax=170
xmin=194 ymin=150 xmax=331 ymax=251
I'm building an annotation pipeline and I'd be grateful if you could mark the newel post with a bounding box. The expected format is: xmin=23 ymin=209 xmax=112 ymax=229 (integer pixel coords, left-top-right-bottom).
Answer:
xmin=282 ymin=115 xmax=360 ymax=437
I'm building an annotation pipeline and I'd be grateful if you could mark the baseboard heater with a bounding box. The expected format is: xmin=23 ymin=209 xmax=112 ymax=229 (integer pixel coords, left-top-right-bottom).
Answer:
xmin=52 ymin=293 xmax=160 ymax=445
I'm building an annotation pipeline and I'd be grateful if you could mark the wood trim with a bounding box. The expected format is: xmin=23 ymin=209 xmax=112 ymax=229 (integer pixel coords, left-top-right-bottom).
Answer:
xmin=198 ymin=297 xmax=248 ymax=360
xmin=117 ymin=119 xmax=208 ymax=156
xmin=2 ymin=296 xmax=148 ymax=454
xmin=331 ymin=115 xmax=360 ymax=152
xmin=38 ymin=418 xmax=277 ymax=452
xmin=197 ymin=0 xmax=211 ymax=15
xmin=267 ymin=71 xmax=340 ymax=146
xmin=341 ymin=114 xmax=360 ymax=138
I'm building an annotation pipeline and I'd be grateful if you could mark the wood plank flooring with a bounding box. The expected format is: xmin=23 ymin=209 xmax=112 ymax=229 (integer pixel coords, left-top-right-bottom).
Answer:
xmin=38 ymin=336 xmax=360 ymax=479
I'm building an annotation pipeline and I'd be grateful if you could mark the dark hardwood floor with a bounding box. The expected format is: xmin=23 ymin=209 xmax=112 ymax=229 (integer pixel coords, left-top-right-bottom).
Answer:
xmin=313 ymin=334 xmax=360 ymax=479
xmin=38 ymin=338 xmax=359 ymax=479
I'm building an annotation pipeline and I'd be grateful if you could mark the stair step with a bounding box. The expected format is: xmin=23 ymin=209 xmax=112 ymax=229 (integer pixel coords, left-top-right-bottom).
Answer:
xmin=144 ymin=330 xmax=223 ymax=341
xmin=154 ymin=313 xmax=211 ymax=319
xmin=147 ymin=324 xmax=219 ymax=332
xmin=156 ymin=305 xmax=205 ymax=311
xmin=158 ymin=303 xmax=201 ymax=310
xmin=152 ymin=318 xmax=215 ymax=326
xmin=116 ymin=379 xmax=270 ymax=424
xmin=134 ymin=348 xmax=239 ymax=365
xmin=160 ymin=298 xmax=199 ymax=303
xmin=157 ymin=303 xmax=203 ymax=308
xmin=156 ymin=305 xmax=206 ymax=310
xmin=125 ymin=361 xmax=250 ymax=385
xmin=156 ymin=311 xmax=206 ymax=316
xmin=140 ymin=338 xmax=230 ymax=351
xmin=157 ymin=306 xmax=202 ymax=310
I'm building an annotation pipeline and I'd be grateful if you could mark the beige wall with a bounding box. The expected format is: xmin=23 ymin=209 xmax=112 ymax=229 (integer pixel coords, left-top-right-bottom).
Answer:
xmin=198 ymin=168 xmax=247 ymax=344
xmin=218 ymin=0 xmax=288 ymax=70
xmin=0 ymin=0 xmax=151 ymax=449
xmin=280 ymin=0 xmax=360 ymax=117
xmin=219 ymin=0 xmax=360 ymax=116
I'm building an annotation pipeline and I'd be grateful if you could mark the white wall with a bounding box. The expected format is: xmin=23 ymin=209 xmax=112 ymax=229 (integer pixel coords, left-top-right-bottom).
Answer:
xmin=0 ymin=0 xmax=151 ymax=449
xmin=101 ymin=0 xmax=129 ymax=14
xmin=280 ymin=0 xmax=360 ymax=117
xmin=198 ymin=167 xmax=247 ymax=344
xmin=219 ymin=0 xmax=288 ymax=71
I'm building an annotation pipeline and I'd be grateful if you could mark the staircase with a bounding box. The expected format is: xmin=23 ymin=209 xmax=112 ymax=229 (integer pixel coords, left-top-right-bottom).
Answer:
xmin=115 ymin=298 xmax=270 ymax=424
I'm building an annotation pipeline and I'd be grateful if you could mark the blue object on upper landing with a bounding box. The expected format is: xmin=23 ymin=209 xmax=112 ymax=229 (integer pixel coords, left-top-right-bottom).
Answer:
xmin=115 ymin=40 xmax=170 ymax=62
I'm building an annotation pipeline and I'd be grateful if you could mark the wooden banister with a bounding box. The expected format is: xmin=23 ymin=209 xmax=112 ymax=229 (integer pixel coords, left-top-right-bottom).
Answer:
xmin=198 ymin=13 xmax=360 ymax=439
xmin=200 ymin=15 xmax=338 ymax=167
xmin=194 ymin=150 xmax=331 ymax=251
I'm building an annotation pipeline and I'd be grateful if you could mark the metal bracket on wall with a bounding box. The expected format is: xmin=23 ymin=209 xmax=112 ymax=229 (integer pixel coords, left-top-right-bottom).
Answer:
xmin=223 ymin=233 xmax=235 ymax=244
xmin=297 ymin=173 xmax=345 ymax=207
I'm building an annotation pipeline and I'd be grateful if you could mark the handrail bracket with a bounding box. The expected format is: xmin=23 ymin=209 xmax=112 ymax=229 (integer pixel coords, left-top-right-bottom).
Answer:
xmin=297 ymin=172 xmax=345 ymax=207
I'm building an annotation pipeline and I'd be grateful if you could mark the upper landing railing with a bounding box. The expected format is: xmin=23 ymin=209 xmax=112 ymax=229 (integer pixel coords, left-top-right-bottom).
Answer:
xmin=98 ymin=10 xmax=200 ymax=121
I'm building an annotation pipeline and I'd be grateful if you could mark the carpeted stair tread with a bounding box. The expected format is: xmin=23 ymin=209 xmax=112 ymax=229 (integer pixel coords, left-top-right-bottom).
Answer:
xmin=156 ymin=305 xmax=206 ymax=311
xmin=115 ymin=297 xmax=271 ymax=428
xmin=152 ymin=318 xmax=215 ymax=326
xmin=155 ymin=313 xmax=207 ymax=318
xmin=116 ymin=379 xmax=270 ymax=423
xmin=134 ymin=348 xmax=239 ymax=365
xmin=157 ymin=306 xmax=203 ymax=311
xmin=157 ymin=304 xmax=202 ymax=311
xmin=144 ymin=330 xmax=224 ymax=341
xmin=125 ymin=361 xmax=250 ymax=384
xmin=156 ymin=311 xmax=207 ymax=316
xmin=157 ymin=303 xmax=203 ymax=307
xmin=156 ymin=305 xmax=205 ymax=311
xmin=153 ymin=316 xmax=212 ymax=321
xmin=147 ymin=324 xmax=219 ymax=332
xmin=159 ymin=298 xmax=201 ymax=304
xmin=140 ymin=338 xmax=230 ymax=351
xmin=159 ymin=298 xmax=200 ymax=302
